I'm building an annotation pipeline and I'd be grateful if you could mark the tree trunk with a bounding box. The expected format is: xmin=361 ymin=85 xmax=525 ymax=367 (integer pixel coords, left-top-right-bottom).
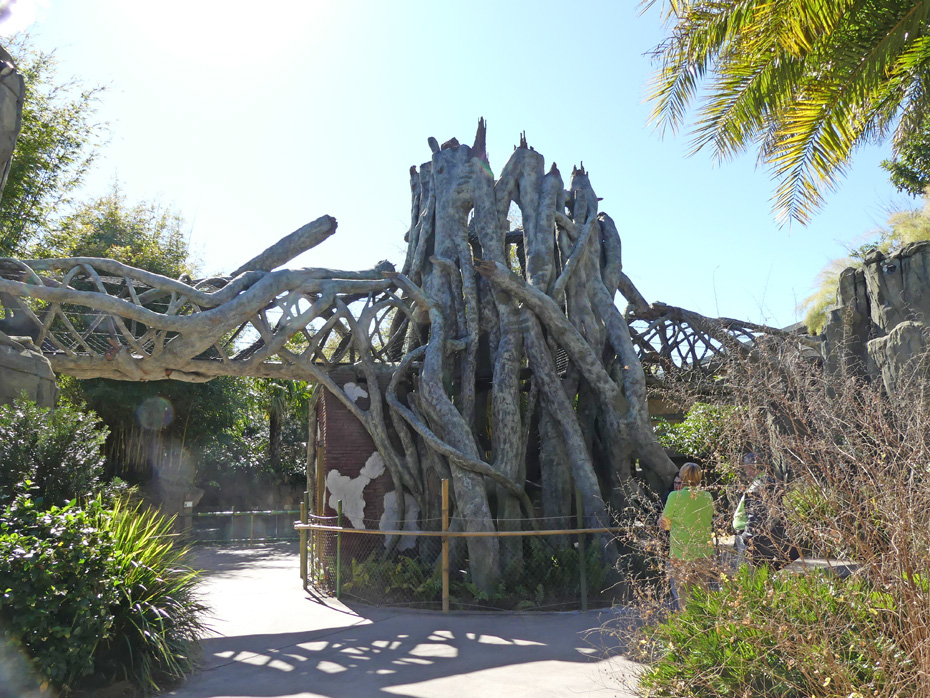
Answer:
xmin=0 ymin=119 xmax=684 ymax=595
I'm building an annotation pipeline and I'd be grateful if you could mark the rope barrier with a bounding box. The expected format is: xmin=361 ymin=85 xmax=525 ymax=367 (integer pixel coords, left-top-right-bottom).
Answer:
xmin=293 ymin=523 xmax=624 ymax=537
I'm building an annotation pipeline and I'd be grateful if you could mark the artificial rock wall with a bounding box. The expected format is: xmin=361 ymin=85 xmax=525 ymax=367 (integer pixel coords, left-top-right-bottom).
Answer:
xmin=822 ymin=241 xmax=930 ymax=394
xmin=0 ymin=342 xmax=57 ymax=408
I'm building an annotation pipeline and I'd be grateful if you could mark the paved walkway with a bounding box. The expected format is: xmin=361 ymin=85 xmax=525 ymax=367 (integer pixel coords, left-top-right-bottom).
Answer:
xmin=164 ymin=542 xmax=641 ymax=698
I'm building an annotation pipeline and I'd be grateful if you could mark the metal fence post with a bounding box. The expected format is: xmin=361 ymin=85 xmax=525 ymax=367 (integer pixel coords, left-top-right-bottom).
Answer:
xmin=442 ymin=478 xmax=450 ymax=613
xmin=336 ymin=500 xmax=343 ymax=599
xmin=576 ymin=488 xmax=588 ymax=612
xmin=300 ymin=493 xmax=308 ymax=587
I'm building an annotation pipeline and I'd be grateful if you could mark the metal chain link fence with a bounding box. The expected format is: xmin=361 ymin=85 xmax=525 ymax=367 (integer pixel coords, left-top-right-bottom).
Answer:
xmin=302 ymin=512 xmax=620 ymax=612
xmin=187 ymin=509 xmax=301 ymax=544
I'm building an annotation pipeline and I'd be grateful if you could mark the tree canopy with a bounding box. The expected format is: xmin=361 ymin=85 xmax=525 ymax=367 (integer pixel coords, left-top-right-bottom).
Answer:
xmin=0 ymin=36 xmax=105 ymax=256
xmin=32 ymin=184 xmax=195 ymax=278
xmin=647 ymin=0 xmax=930 ymax=225
xmin=882 ymin=129 xmax=930 ymax=197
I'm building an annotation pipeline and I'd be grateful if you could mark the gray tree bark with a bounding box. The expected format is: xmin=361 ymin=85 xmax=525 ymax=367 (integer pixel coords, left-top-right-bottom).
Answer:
xmin=0 ymin=120 xmax=685 ymax=592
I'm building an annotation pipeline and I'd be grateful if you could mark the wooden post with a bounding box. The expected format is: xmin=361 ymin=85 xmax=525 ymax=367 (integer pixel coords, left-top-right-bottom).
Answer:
xmin=442 ymin=478 xmax=450 ymax=613
xmin=182 ymin=494 xmax=193 ymax=538
xmin=305 ymin=490 xmax=313 ymax=582
xmin=576 ymin=488 xmax=588 ymax=612
xmin=300 ymin=494 xmax=308 ymax=587
xmin=336 ymin=500 xmax=343 ymax=599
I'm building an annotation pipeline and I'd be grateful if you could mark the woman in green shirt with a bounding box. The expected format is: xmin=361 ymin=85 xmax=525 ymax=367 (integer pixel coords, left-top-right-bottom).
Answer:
xmin=660 ymin=462 xmax=714 ymax=608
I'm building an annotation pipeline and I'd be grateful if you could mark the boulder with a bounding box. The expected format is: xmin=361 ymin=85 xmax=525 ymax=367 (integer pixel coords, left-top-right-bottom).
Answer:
xmin=822 ymin=241 xmax=930 ymax=394
xmin=0 ymin=341 xmax=57 ymax=407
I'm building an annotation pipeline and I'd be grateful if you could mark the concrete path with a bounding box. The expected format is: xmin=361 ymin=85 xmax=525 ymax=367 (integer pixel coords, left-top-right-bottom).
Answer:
xmin=164 ymin=543 xmax=641 ymax=698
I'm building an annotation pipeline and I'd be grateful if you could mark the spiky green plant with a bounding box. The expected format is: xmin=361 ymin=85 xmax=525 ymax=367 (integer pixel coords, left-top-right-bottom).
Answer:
xmin=92 ymin=498 xmax=208 ymax=693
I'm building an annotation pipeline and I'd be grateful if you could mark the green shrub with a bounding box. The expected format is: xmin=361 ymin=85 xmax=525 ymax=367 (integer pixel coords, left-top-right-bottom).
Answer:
xmin=343 ymin=553 xmax=442 ymax=602
xmin=0 ymin=398 xmax=108 ymax=506
xmin=341 ymin=537 xmax=608 ymax=610
xmin=0 ymin=492 xmax=206 ymax=694
xmin=654 ymin=403 xmax=735 ymax=463
xmin=638 ymin=566 xmax=906 ymax=697
xmin=0 ymin=493 xmax=119 ymax=689
xmin=93 ymin=498 xmax=207 ymax=692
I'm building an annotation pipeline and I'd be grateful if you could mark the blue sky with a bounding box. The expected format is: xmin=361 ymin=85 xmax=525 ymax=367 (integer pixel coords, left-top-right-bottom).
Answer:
xmin=2 ymin=0 xmax=910 ymax=328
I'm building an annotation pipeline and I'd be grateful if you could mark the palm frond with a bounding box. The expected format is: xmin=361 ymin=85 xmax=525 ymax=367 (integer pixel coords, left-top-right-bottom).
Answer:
xmin=647 ymin=0 xmax=930 ymax=224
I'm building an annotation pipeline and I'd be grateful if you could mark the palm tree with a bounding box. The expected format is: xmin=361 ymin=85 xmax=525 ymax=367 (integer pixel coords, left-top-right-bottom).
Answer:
xmin=261 ymin=378 xmax=311 ymax=472
xmin=646 ymin=0 xmax=930 ymax=225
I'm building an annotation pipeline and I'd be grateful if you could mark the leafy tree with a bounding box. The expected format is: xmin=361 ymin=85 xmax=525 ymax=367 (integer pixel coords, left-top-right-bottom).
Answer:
xmin=882 ymin=128 xmax=930 ymax=197
xmin=60 ymin=374 xmax=251 ymax=484
xmin=654 ymin=402 xmax=732 ymax=458
xmin=801 ymin=192 xmax=930 ymax=332
xmin=647 ymin=1 xmax=930 ymax=225
xmin=0 ymin=398 xmax=109 ymax=506
xmin=194 ymin=379 xmax=308 ymax=508
xmin=32 ymin=183 xmax=194 ymax=278
xmin=0 ymin=36 xmax=105 ymax=256
xmin=260 ymin=378 xmax=311 ymax=472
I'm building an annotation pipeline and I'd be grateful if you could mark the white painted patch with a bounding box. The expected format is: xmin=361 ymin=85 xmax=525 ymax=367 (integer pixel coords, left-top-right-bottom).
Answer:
xmin=380 ymin=489 xmax=420 ymax=550
xmin=360 ymin=451 xmax=385 ymax=480
xmin=325 ymin=450 xmax=385 ymax=529
xmin=343 ymin=382 xmax=368 ymax=404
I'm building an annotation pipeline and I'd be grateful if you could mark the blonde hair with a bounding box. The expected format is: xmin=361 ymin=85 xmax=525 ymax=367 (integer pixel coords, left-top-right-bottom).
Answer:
xmin=680 ymin=462 xmax=702 ymax=487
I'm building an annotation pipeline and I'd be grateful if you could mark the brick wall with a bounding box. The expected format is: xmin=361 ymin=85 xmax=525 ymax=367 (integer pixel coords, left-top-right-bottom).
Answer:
xmin=317 ymin=380 xmax=393 ymax=528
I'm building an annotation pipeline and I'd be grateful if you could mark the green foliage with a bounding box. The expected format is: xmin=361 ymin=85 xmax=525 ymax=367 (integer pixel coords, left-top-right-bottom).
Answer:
xmin=638 ymin=567 xmax=903 ymax=697
xmin=0 ymin=492 xmax=206 ymax=694
xmin=60 ymin=372 xmax=306 ymax=506
xmin=782 ymin=481 xmax=844 ymax=557
xmin=653 ymin=402 xmax=734 ymax=460
xmin=0 ymin=397 xmax=108 ymax=506
xmin=343 ymin=553 xmax=442 ymax=601
xmin=258 ymin=378 xmax=312 ymax=474
xmin=882 ymin=128 xmax=930 ymax=197
xmin=0 ymin=494 xmax=119 ymax=690
xmin=92 ymin=497 xmax=207 ymax=693
xmin=801 ymin=194 xmax=930 ymax=333
xmin=0 ymin=36 xmax=105 ymax=256
xmin=647 ymin=0 xmax=930 ymax=225
xmin=61 ymin=374 xmax=261 ymax=488
xmin=32 ymin=183 xmax=195 ymax=278
xmin=511 ymin=537 xmax=607 ymax=607
xmin=341 ymin=537 xmax=607 ymax=610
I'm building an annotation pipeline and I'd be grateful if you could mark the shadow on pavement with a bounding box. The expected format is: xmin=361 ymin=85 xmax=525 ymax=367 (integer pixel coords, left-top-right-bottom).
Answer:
xmin=165 ymin=542 xmax=639 ymax=697
xmin=178 ymin=616 xmax=611 ymax=698
xmin=187 ymin=541 xmax=300 ymax=577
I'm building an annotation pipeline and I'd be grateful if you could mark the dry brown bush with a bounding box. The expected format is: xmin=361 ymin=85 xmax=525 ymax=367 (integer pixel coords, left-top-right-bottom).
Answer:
xmin=605 ymin=341 xmax=930 ymax=697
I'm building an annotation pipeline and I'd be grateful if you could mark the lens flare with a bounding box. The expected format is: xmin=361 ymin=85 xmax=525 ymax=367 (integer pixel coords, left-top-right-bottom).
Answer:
xmin=136 ymin=396 xmax=174 ymax=431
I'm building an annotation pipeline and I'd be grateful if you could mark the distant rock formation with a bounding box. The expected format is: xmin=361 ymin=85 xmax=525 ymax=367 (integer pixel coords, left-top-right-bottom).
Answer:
xmin=822 ymin=241 xmax=930 ymax=394
xmin=0 ymin=46 xmax=46 ymax=409
xmin=0 ymin=340 xmax=57 ymax=408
